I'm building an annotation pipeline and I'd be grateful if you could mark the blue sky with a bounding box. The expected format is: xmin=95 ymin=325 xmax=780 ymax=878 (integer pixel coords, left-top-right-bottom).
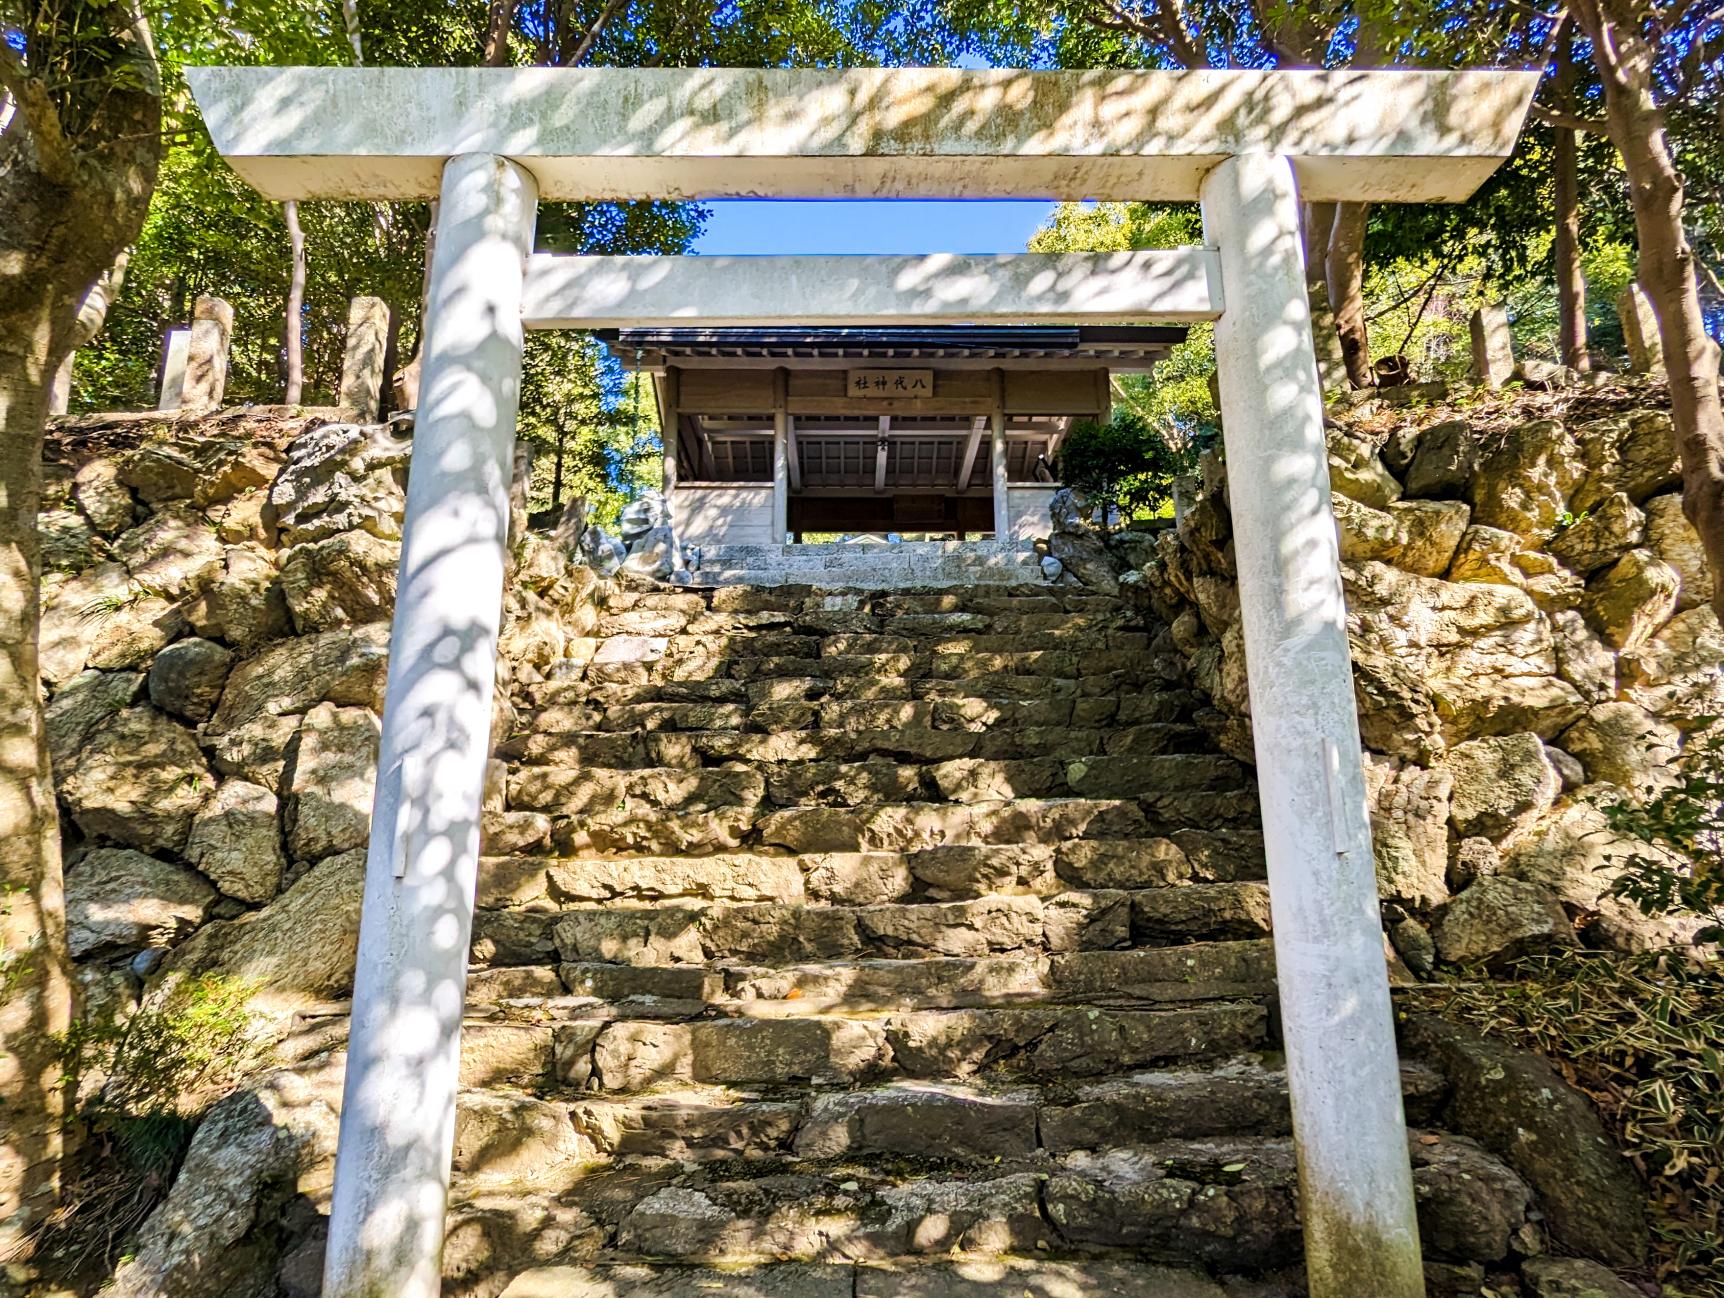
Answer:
xmin=689 ymin=49 xmax=1057 ymax=255
xmin=692 ymin=199 xmax=1059 ymax=255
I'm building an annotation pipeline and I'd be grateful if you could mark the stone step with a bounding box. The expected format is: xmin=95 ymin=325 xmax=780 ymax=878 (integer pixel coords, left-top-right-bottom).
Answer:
xmin=502 ymin=721 xmax=1211 ymax=768
xmin=818 ymin=630 xmax=1153 ymax=657
xmin=686 ymin=564 xmax=1041 ymax=588
xmin=724 ymin=648 xmax=1180 ymax=683
xmin=461 ymin=1131 xmax=1528 ymax=1272
xmin=474 ymin=835 xmax=1267 ymax=910
xmin=504 ymin=754 xmax=1247 ymax=815
xmin=545 ymin=796 xmax=1156 ymax=857
xmin=597 ymin=609 xmax=1138 ymax=640
xmin=603 ymin=586 xmax=1129 ymax=616
xmin=526 ymin=668 xmax=1168 ymax=709
xmin=467 ymin=941 xmax=1276 ymax=1012
xmin=560 ymin=1001 xmax=1271 ymax=1090
xmin=464 ymin=1057 xmax=1446 ymax=1167
xmin=477 ymin=888 xmax=1274 ymax=970
xmin=498 ymin=1260 xmax=1229 ymax=1298
xmin=699 ymin=540 xmax=1035 ymax=561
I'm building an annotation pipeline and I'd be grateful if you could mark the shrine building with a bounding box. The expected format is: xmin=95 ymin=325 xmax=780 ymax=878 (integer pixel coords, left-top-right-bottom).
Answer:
xmin=599 ymin=324 xmax=1187 ymax=544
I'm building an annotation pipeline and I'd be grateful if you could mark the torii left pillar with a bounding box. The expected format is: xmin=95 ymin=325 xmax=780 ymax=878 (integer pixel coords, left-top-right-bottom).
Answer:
xmin=323 ymin=152 xmax=538 ymax=1298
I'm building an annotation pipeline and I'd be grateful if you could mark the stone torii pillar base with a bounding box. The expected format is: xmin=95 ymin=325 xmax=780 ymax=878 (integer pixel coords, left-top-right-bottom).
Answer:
xmin=1201 ymin=152 xmax=1425 ymax=1298
xmin=321 ymin=152 xmax=538 ymax=1298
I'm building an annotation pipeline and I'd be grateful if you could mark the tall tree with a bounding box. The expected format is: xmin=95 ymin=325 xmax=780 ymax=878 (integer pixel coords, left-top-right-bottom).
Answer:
xmin=0 ymin=0 xmax=162 ymax=1261
xmin=1551 ymin=18 xmax=1591 ymax=369
xmin=283 ymin=199 xmax=307 ymax=403
xmin=1563 ymin=0 xmax=1724 ymax=620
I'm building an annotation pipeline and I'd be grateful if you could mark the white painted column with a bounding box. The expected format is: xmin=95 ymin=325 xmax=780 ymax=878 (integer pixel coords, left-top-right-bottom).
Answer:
xmin=1199 ymin=152 xmax=1425 ymax=1298
xmin=993 ymin=405 xmax=1006 ymax=530
xmin=322 ymin=153 xmax=538 ymax=1298
xmin=772 ymin=369 xmax=789 ymax=543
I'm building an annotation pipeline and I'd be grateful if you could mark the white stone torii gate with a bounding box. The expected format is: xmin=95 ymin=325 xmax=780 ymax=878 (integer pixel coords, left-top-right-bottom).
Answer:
xmin=188 ymin=64 xmax=1538 ymax=1298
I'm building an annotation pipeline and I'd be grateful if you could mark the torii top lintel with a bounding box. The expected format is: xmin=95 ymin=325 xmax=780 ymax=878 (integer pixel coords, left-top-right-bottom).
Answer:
xmin=187 ymin=66 xmax=1539 ymax=206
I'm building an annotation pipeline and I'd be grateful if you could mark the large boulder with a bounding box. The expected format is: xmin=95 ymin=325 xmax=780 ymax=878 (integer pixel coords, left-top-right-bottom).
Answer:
xmin=72 ymin=457 xmax=137 ymax=536
xmin=185 ymin=779 xmax=289 ymax=904
xmin=621 ymin=526 xmax=683 ymax=582
xmin=151 ymin=849 xmax=367 ymax=1026
xmin=282 ymin=704 xmax=380 ymax=863
xmin=118 ymin=435 xmax=281 ymax=509
xmin=1334 ymin=498 xmax=1469 ymax=577
xmin=44 ymin=669 xmax=145 ymax=772
xmin=1642 ymin=490 xmax=1713 ymax=610
xmin=1433 ymin=877 xmax=1574 ymax=968
xmin=112 ymin=504 xmax=226 ymax=599
xmin=278 ymin=529 xmax=400 ymax=633
xmin=1549 ymin=610 xmax=1617 ymax=703
xmin=1548 ymin=493 xmax=1645 ymax=575
xmin=1617 ymin=606 xmax=1724 ymax=722
xmin=1326 ymin=430 xmax=1402 ymax=508
xmin=1047 ymin=530 xmax=1118 ymax=595
xmin=264 ymin=421 xmax=410 ymax=546
xmin=1364 ymin=756 xmax=1452 ymax=909
xmin=1467 ymin=419 xmax=1583 ymax=546
xmin=1500 ymin=802 xmax=1679 ymax=914
xmin=58 ymin=705 xmax=214 ymax=853
xmin=1442 ymin=733 xmax=1560 ymax=842
xmin=1582 ymin=549 xmax=1680 ymax=651
xmin=186 ymin=543 xmax=292 ymax=651
xmin=1520 ymin=1258 xmax=1645 ymax=1298
xmin=1345 ymin=562 xmax=1584 ymax=747
xmin=148 ymin=636 xmax=235 ymax=722
xmin=101 ymin=1057 xmax=343 ymax=1298
xmin=617 ymin=490 xmax=672 ymax=547
xmin=1400 ymin=1015 xmax=1648 ymax=1267
xmin=39 ymin=562 xmax=186 ymax=685
xmin=40 ymin=508 xmax=105 ymax=572
xmin=1403 ymin=420 xmax=1476 ymax=499
xmin=210 ymin=622 xmax=390 ymax=735
xmin=63 ymin=847 xmax=215 ymax=958
xmin=1559 ymin=702 xmax=1681 ymax=792
xmin=1570 ymin=409 xmax=1681 ymax=511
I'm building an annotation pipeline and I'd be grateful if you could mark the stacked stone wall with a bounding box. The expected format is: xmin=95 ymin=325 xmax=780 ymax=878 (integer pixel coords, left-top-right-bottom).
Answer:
xmin=1072 ymin=381 xmax=1721 ymax=970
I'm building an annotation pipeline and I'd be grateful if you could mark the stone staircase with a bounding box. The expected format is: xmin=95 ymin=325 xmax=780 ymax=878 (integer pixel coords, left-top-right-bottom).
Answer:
xmin=452 ymin=576 xmax=1539 ymax=1297
xmin=685 ymin=539 xmax=1047 ymax=588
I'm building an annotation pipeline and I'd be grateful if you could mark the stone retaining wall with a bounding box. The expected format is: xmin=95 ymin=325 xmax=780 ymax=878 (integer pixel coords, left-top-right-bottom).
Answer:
xmin=1055 ymin=381 xmax=1721 ymax=971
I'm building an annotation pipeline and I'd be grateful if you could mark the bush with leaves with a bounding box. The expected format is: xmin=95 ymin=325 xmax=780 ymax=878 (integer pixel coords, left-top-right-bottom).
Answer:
xmin=1600 ymin=720 xmax=1724 ymax=944
xmin=26 ymin=977 xmax=271 ymax=1279
xmin=1055 ymin=410 xmax=1206 ymax=528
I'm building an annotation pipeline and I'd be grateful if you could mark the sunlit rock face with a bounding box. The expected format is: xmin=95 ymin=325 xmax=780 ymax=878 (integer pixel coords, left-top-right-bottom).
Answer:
xmin=1114 ymin=381 xmax=1717 ymax=969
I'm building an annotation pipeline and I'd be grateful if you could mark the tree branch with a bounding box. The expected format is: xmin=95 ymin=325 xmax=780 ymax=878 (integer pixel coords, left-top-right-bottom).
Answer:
xmin=565 ymin=0 xmax=628 ymax=67
xmin=0 ymin=36 xmax=76 ymax=184
xmin=1530 ymin=104 xmax=1613 ymax=135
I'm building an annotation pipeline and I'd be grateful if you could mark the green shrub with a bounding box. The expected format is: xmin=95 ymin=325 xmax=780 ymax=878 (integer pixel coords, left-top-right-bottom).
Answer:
xmin=1055 ymin=410 xmax=1207 ymax=529
xmin=26 ymin=977 xmax=271 ymax=1279
xmin=1600 ymin=719 xmax=1724 ymax=944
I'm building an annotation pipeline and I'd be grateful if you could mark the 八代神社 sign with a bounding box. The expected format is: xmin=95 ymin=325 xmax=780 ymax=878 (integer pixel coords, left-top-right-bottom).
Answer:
xmin=847 ymin=368 xmax=933 ymax=397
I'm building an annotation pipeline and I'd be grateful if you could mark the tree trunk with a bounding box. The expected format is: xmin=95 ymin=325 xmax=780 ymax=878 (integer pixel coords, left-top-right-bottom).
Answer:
xmin=283 ymin=200 xmax=306 ymax=404
xmin=0 ymin=301 xmax=74 ymax=1273
xmin=1553 ymin=21 xmax=1589 ymax=372
xmin=1572 ymin=0 xmax=1724 ymax=622
xmin=46 ymin=250 xmax=130 ymax=416
xmin=1302 ymin=202 xmax=1349 ymax=392
xmin=0 ymin=8 xmax=162 ymax=1262
xmin=1553 ymin=125 xmax=1590 ymax=371
xmin=483 ymin=0 xmax=519 ymax=64
xmin=1327 ymin=201 xmax=1375 ymax=388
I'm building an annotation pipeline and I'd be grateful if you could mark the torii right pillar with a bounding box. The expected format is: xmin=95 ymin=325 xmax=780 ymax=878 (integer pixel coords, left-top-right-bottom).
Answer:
xmin=1201 ymin=151 xmax=1426 ymax=1298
